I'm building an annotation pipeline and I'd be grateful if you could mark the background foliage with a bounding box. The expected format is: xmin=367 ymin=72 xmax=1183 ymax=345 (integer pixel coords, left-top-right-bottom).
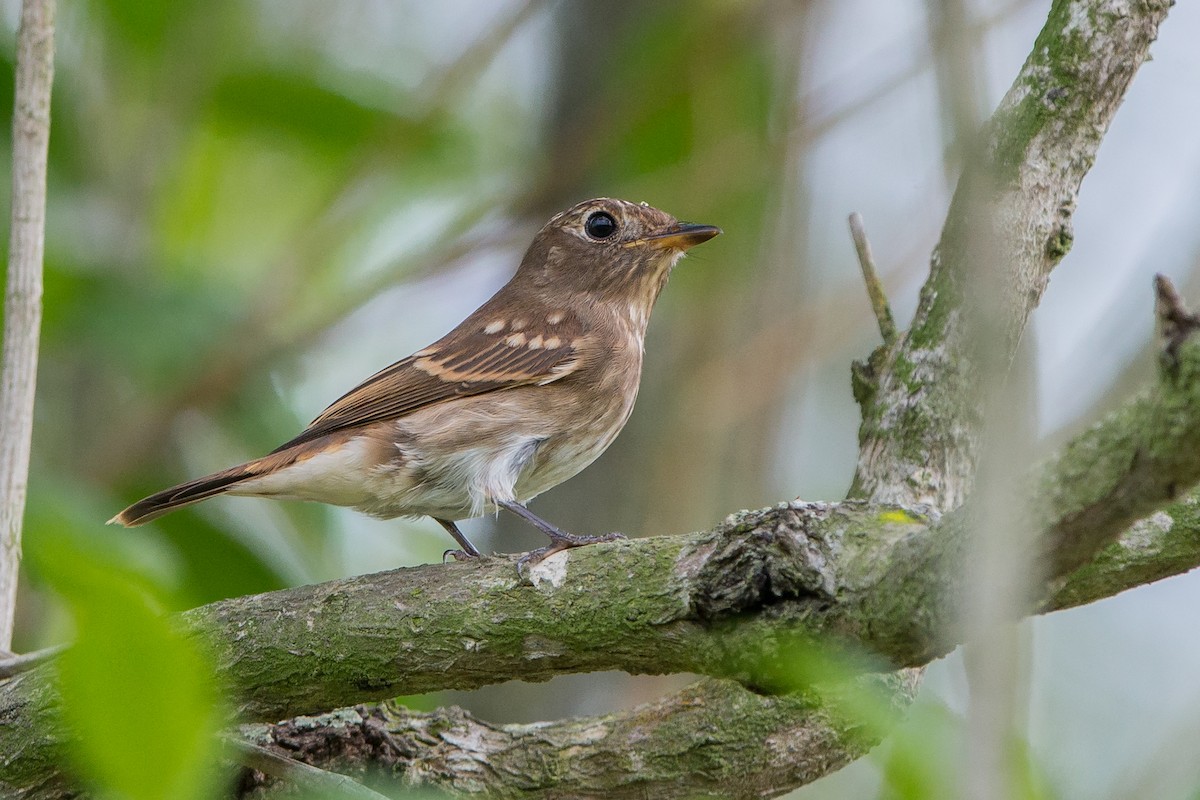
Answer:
xmin=3 ymin=0 xmax=1200 ymax=796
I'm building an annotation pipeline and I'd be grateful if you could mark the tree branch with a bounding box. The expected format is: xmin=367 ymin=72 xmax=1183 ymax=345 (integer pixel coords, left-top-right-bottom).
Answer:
xmin=227 ymin=735 xmax=392 ymax=800
xmin=848 ymin=212 xmax=897 ymax=346
xmin=234 ymin=674 xmax=923 ymax=800
xmin=0 ymin=0 xmax=56 ymax=651
xmin=0 ymin=645 xmax=62 ymax=679
xmin=7 ymin=300 xmax=1200 ymax=795
xmin=1033 ymin=275 xmax=1200 ymax=576
xmin=851 ymin=0 xmax=1173 ymax=509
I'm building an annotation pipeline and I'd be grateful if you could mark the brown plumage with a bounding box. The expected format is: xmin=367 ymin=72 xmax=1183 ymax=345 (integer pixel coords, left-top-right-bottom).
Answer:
xmin=110 ymin=198 xmax=720 ymax=563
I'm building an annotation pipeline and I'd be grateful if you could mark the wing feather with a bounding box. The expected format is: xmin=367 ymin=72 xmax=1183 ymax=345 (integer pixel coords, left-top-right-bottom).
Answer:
xmin=270 ymin=316 xmax=584 ymax=452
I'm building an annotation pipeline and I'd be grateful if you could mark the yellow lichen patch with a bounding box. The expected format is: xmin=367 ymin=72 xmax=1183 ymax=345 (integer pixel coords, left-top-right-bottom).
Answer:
xmin=878 ymin=509 xmax=919 ymax=525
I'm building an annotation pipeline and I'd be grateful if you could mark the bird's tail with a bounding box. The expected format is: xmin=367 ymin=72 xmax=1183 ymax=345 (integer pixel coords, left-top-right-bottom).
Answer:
xmin=108 ymin=460 xmax=268 ymax=527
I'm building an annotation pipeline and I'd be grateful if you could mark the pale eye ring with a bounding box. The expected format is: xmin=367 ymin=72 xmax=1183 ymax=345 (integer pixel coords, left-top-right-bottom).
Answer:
xmin=584 ymin=211 xmax=618 ymax=240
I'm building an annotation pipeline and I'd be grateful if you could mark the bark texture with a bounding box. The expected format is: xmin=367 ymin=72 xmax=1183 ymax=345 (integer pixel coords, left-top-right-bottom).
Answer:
xmin=235 ymin=674 xmax=923 ymax=800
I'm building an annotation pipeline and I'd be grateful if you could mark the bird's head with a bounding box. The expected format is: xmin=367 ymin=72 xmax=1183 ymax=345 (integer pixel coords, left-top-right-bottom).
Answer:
xmin=515 ymin=198 xmax=721 ymax=309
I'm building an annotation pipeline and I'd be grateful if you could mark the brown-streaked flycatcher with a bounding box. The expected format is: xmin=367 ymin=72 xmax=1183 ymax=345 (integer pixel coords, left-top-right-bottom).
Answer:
xmin=110 ymin=198 xmax=720 ymax=564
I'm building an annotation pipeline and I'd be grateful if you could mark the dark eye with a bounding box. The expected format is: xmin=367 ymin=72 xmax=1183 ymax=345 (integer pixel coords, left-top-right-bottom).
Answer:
xmin=585 ymin=211 xmax=618 ymax=240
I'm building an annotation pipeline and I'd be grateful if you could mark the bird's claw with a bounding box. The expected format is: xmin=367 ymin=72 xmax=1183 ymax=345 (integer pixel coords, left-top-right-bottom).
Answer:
xmin=442 ymin=548 xmax=480 ymax=563
xmin=515 ymin=546 xmax=554 ymax=578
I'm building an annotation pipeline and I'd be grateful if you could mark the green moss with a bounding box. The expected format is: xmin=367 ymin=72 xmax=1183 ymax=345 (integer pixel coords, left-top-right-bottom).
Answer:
xmin=907 ymin=263 xmax=959 ymax=355
xmin=1046 ymin=226 xmax=1074 ymax=260
xmin=990 ymin=0 xmax=1096 ymax=182
xmin=851 ymin=358 xmax=877 ymax=408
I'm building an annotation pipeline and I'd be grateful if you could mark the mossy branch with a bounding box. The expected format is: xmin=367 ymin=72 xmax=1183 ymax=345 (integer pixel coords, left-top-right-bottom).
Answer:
xmin=851 ymin=0 xmax=1173 ymax=509
xmin=235 ymin=674 xmax=923 ymax=800
xmin=7 ymin=303 xmax=1200 ymax=796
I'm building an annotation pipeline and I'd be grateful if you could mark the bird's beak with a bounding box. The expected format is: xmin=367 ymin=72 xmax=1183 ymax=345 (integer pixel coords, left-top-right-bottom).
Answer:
xmin=641 ymin=222 xmax=722 ymax=250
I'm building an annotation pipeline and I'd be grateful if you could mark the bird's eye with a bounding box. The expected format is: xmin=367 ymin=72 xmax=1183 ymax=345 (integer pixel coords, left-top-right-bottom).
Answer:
xmin=585 ymin=211 xmax=618 ymax=240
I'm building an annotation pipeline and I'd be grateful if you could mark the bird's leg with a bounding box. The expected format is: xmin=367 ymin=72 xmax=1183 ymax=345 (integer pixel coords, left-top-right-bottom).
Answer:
xmin=435 ymin=518 xmax=482 ymax=562
xmin=498 ymin=501 xmax=624 ymax=569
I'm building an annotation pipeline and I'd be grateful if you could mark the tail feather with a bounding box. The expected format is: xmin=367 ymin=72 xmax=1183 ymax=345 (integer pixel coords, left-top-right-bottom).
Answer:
xmin=109 ymin=434 xmax=348 ymax=527
xmin=108 ymin=462 xmax=263 ymax=527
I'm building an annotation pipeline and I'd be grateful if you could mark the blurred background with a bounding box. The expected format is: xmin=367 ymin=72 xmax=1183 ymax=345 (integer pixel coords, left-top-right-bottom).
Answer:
xmin=3 ymin=0 xmax=1200 ymax=797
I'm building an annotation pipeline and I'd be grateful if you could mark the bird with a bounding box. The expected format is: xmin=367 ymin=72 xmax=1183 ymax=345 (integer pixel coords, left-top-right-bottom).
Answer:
xmin=110 ymin=198 xmax=721 ymax=565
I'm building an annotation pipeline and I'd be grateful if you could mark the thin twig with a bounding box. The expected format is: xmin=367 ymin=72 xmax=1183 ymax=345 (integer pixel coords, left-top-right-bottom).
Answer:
xmin=848 ymin=212 xmax=897 ymax=345
xmin=796 ymin=0 xmax=1035 ymax=147
xmin=226 ymin=736 xmax=391 ymax=800
xmin=0 ymin=644 xmax=62 ymax=679
xmin=0 ymin=0 xmax=56 ymax=651
xmin=419 ymin=0 xmax=551 ymax=108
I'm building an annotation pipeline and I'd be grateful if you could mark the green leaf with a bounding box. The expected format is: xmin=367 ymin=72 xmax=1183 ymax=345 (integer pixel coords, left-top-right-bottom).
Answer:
xmin=27 ymin=528 xmax=229 ymax=800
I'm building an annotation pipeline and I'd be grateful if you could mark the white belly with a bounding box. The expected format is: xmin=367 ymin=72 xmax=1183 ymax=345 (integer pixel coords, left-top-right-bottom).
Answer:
xmin=231 ymin=377 xmax=634 ymax=522
xmin=232 ymin=429 xmax=543 ymax=521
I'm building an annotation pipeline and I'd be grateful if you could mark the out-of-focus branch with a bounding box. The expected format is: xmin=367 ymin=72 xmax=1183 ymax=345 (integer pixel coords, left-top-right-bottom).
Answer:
xmin=0 ymin=0 xmax=56 ymax=651
xmin=797 ymin=0 xmax=1035 ymax=147
xmin=0 ymin=645 xmax=62 ymax=679
xmin=227 ymin=736 xmax=391 ymax=800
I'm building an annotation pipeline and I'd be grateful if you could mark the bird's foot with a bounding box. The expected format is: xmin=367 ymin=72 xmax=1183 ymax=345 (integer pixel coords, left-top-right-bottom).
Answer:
xmin=550 ymin=530 xmax=626 ymax=548
xmin=442 ymin=548 xmax=481 ymax=563
xmin=515 ymin=531 xmax=626 ymax=577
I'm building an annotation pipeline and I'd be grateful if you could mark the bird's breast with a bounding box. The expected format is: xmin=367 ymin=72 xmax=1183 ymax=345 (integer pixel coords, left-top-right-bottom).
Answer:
xmin=514 ymin=343 xmax=642 ymax=501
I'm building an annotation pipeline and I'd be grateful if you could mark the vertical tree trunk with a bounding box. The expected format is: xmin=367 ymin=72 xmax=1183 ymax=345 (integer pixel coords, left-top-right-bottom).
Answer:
xmin=0 ymin=0 xmax=56 ymax=650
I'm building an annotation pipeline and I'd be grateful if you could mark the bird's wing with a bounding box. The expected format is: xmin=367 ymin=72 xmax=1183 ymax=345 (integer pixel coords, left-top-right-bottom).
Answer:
xmin=271 ymin=315 xmax=585 ymax=452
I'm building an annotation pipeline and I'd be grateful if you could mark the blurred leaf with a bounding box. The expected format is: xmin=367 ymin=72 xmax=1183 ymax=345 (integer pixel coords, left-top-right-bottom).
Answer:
xmin=616 ymin=89 xmax=693 ymax=176
xmin=77 ymin=274 xmax=243 ymax=393
xmin=153 ymin=125 xmax=333 ymax=284
xmin=877 ymin=699 xmax=961 ymax=800
xmin=0 ymin=49 xmax=14 ymax=135
xmin=26 ymin=527 xmax=229 ymax=800
xmin=24 ymin=481 xmax=185 ymax=597
xmin=145 ymin=504 xmax=294 ymax=607
xmin=91 ymin=0 xmax=206 ymax=55
xmin=877 ymin=698 xmax=1058 ymax=800
xmin=209 ymin=69 xmax=387 ymax=151
xmin=208 ymin=67 xmax=475 ymax=176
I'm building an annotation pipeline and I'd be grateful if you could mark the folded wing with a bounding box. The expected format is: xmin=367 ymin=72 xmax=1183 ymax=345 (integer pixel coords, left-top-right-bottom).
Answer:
xmin=272 ymin=317 xmax=585 ymax=452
